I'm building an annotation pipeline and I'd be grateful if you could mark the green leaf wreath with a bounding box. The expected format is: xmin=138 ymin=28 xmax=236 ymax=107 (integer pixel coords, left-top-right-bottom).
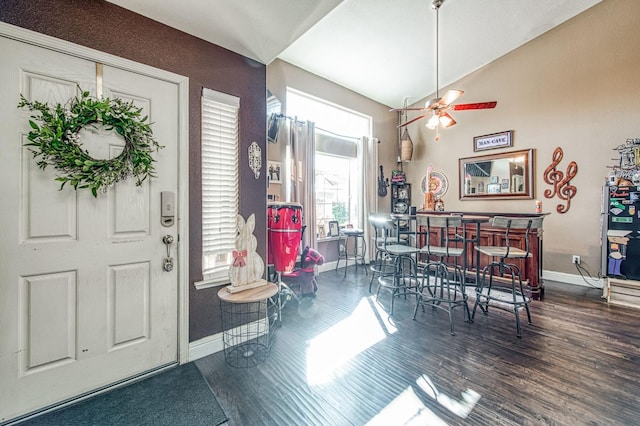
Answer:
xmin=18 ymin=89 xmax=163 ymax=197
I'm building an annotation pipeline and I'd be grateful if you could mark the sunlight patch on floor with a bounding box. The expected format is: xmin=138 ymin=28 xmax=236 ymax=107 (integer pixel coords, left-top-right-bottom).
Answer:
xmin=306 ymin=296 xmax=396 ymax=385
xmin=416 ymin=374 xmax=481 ymax=419
xmin=365 ymin=386 xmax=448 ymax=426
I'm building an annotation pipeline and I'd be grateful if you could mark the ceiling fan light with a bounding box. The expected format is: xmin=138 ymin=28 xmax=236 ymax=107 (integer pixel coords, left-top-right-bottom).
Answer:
xmin=426 ymin=114 xmax=439 ymax=129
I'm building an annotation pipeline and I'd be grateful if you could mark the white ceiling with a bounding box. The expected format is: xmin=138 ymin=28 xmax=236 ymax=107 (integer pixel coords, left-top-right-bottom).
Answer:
xmin=107 ymin=0 xmax=601 ymax=109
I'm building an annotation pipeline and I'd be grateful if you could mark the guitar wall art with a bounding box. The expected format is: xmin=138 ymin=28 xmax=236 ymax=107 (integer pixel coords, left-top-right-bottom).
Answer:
xmin=378 ymin=165 xmax=389 ymax=197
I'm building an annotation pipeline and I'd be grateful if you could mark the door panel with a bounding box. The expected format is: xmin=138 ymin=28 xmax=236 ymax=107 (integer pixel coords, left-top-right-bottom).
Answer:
xmin=19 ymin=79 xmax=79 ymax=243
xmin=0 ymin=35 xmax=180 ymax=422
xmin=20 ymin=271 xmax=77 ymax=370
xmin=109 ymin=174 xmax=151 ymax=236
xmin=109 ymin=262 xmax=150 ymax=347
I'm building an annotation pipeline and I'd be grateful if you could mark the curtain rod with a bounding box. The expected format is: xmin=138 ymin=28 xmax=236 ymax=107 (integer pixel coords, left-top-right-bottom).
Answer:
xmin=272 ymin=113 xmax=361 ymax=141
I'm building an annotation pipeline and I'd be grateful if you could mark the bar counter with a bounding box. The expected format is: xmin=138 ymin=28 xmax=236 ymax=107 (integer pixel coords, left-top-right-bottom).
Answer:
xmin=414 ymin=211 xmax=548 ymax=299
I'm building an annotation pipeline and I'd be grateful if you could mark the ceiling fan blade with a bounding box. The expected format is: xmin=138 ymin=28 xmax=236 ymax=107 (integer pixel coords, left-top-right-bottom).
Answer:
xmin=397 ymin=113 xmax=429 ymax=128
xmin=389 ymin=107 xmax=427 ymax=112
xmin=440 ymin=89 xmax=464 ymax=106
xmin=451 ymin=101 xmax=497 ymax=111
xmin=439 ymin=112 xmax=456 ymax=128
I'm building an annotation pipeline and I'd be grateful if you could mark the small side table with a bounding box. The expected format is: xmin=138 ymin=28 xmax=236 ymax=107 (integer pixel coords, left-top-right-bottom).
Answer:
xmin=335 ymin=229 xmax=367 ymax=277
xmin=218 ymin=282 xmax=278 ymax=368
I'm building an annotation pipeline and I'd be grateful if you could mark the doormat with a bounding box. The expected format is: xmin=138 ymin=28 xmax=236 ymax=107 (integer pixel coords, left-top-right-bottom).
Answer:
xmin=19 ymin=362 xmax=228 ymax=426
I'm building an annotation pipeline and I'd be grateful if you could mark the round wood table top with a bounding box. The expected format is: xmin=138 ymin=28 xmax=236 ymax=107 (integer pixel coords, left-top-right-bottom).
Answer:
xmin=218 ymin=282 xmax=278 ymax=303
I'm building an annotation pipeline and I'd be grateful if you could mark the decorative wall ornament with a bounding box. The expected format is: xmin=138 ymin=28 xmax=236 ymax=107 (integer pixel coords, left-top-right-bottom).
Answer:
xmin=420 ymin=170 xmax=448 ymax=198
xmin=18 ymin=89 xmax=162 ymax=197
xmin=399 ymin=129 xmax=414 ymax=162
xmin=248 ymin=141 xmax=261 ymax=178
xmin=608 ymin=138 xmax=640 ymax=183
xmin=543 ymin=147 xmax=577 ymax=214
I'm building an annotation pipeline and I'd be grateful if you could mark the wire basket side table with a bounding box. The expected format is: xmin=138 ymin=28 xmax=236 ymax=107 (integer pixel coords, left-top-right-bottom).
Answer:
xmin=218 ymin=282 xmax=279 ymax=368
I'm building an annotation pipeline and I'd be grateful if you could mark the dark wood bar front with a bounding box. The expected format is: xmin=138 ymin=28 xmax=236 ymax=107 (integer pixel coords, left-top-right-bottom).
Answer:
xmin=415 ymin=211 xmax=547 ymax=299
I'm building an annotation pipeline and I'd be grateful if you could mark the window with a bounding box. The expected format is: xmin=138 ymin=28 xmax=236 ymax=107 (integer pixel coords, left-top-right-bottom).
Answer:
xmin=286 ymin=88 xmax=371 ymax=234
xmin=199 ymin=88 xmax=239 ymax=287
xmin=315 ymin=132 xmax=359 ymax=227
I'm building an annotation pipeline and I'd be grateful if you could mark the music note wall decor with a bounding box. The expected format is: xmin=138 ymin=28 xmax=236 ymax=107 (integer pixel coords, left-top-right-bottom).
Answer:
xmin=543 ymin=147 xmax=577 ymax=214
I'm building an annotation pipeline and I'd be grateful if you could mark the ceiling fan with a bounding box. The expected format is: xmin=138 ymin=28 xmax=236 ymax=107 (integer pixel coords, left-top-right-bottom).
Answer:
xmin=391 ymin=0 xmax=497 ymax=140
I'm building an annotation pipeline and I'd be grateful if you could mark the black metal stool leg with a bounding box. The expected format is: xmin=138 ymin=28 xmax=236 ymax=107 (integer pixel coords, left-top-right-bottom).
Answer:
xmin=369 ymin=248 xmax=381 ymax=292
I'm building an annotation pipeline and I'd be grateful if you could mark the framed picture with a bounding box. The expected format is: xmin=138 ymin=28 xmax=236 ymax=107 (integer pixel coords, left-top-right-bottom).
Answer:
xmin=487 ymin=183 xmax=502 ymax=194
xmin=318 ymin=224 xmax=326 ymax=239
xmin=473 ymin=130 xmax=513 ymax=152
xmin=489 ymin=176 xmax=499 ymax=184
xmin=328 ymin=221 xmax=339 ymax=237
xmin=267 ymin=161 xmax=282 ymax=184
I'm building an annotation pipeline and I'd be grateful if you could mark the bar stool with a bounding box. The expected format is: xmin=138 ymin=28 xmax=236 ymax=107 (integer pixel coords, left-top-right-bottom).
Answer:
xmin=471 ymin=216 xmax=544 ymax=338
xmin=368 ymin=214 xmax=407 ymax=292
xmin=374 ymin=217 xmax=420 ymax=315
xmin=335 ymin=228 xmax=367 ymax=277
xmin=413 ymin=215 xmax=470 ymax=335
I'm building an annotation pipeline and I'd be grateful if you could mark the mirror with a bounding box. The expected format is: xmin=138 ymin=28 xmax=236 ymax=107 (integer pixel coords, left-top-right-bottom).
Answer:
xmin=459 ymin=149 xmax=534 ymax=200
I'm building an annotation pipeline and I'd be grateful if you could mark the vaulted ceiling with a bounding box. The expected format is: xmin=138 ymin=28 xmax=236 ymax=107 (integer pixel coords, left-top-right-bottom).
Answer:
xmin=107 ymin=0 xmax=601 ymax=109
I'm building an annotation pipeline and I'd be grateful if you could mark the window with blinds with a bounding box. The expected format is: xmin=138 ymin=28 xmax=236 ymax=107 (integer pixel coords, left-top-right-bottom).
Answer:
xmin=201 ymin=88 xmax=239 ymax=286
xmin=286 ymin=88 xmax=371 ymax=232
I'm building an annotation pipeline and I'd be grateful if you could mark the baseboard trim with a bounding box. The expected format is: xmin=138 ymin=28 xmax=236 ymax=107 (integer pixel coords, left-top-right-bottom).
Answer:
xmin=542 ymin=269 xmax=604 ymax=289
xmin=318 ymin=260 xmax=373 ymax=274
xmin=188 ymin=318 xmax=269 ymax=362
xmin=318 ymin=260 xmax=338 ymax=273
xmin=188 ymin=333 xmax=224 ymax=362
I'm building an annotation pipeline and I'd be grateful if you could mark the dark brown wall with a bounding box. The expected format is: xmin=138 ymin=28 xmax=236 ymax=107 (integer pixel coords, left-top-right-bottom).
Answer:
xmin=1 ymin=0 xmax=267 ymax=341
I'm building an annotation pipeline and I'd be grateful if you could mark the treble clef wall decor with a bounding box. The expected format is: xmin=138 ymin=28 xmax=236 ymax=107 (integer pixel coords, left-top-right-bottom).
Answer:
xmin=543 ymin=147 xmax=578 ymax=213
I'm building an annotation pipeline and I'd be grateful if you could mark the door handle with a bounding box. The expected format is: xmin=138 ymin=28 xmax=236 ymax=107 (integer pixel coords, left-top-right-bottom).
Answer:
xmin=162 ymin=234 xmax=174 ymax=272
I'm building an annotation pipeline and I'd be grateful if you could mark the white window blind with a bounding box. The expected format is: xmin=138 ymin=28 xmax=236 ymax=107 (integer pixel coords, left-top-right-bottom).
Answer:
xmin=315 ymin=129 xmax=358 ymax=158
xmin=201 ymin=88 xmax=239 ymax=286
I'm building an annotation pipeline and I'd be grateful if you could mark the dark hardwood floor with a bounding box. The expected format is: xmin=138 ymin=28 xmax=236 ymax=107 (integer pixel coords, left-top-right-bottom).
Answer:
xmin=196 ymin=267 xmax=640 ymax=425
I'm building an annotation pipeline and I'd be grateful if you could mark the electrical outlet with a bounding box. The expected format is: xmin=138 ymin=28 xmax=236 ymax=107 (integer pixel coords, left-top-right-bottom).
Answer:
xmin=572 ymin=255 xmax=581 ymax=265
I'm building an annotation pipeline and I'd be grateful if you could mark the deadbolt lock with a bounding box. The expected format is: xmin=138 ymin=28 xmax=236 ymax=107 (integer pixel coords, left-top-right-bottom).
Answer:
xmin=163 ymin=257 xmax=174 ymax=272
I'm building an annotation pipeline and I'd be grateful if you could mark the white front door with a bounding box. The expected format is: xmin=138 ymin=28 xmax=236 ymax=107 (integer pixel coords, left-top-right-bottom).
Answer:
xmin=0 ymin=33 xmax=183 ymax=421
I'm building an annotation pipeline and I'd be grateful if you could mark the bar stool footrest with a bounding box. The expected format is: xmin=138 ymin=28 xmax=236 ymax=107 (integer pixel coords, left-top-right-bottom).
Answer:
xmin=474 ymin=287 xmax=530 ymax=309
